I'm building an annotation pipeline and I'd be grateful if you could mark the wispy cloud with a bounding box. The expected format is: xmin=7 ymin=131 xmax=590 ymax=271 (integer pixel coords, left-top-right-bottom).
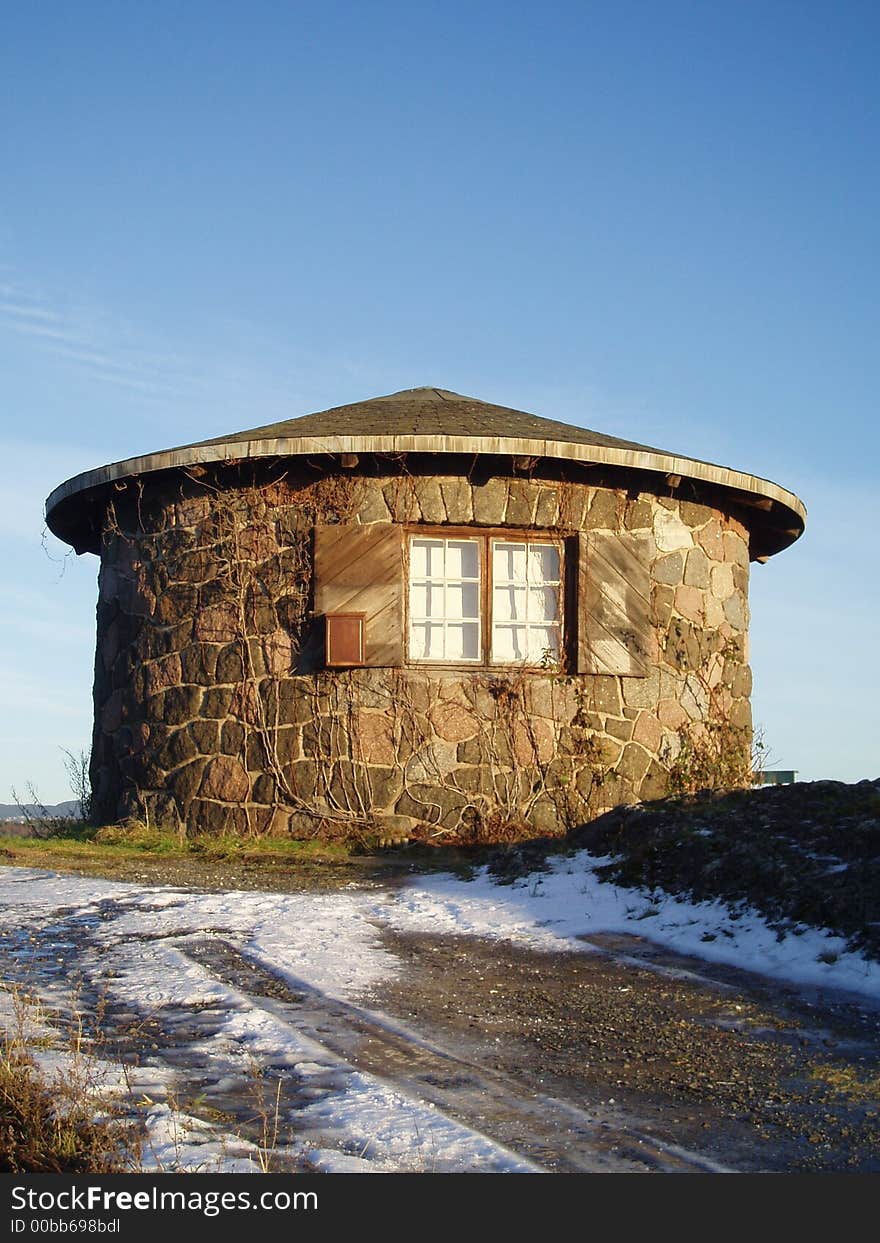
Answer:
xmin=0 ymin=280 xmax=192 ymax=400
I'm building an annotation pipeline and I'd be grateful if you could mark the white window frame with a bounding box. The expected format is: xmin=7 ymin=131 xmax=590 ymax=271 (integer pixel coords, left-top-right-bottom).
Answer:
xmin=406 ymin=530 xmax=564 ymax=668
xmin=489 ymin=537 xmax=562 ymax=667
xmin=408 ymin=535 xmax=483 ymax=664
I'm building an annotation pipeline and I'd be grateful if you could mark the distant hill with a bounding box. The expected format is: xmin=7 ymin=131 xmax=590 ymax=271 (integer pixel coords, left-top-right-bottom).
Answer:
xmin=0 ymin=801 xmax=80 ymax=821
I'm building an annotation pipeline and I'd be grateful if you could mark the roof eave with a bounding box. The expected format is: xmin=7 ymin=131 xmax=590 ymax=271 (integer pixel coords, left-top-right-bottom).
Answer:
xmin=45 ymin=433 xmax=806 ymax=559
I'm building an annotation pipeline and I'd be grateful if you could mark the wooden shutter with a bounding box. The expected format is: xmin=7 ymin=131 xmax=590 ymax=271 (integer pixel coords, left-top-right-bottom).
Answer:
xmin=577 ymin=532 xmax=651 ymax=676
xmin=314 ymin=524 xmax=405 ymax=666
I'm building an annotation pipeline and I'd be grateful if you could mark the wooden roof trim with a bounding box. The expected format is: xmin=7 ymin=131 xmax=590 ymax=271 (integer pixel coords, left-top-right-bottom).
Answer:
xmin=45 ymin=431 xmax=806 ymax=529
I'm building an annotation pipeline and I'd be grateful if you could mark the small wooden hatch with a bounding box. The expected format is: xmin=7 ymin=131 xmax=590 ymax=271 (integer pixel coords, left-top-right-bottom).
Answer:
xmin=325 ymin=612 xmax=366 ymax=667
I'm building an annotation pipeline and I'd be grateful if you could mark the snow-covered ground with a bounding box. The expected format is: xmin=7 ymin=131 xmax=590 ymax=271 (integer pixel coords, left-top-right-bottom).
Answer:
xmin=0 ymin=853 xmax=877 ymax=1173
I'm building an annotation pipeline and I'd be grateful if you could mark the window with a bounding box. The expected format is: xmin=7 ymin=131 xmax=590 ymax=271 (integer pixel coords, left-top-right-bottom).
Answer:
xmin=491 ymin=540 xmax=561 ymax=664
xmin=408 ymin=532 xmax=562 ymax=666
xmin=409 ymin=537 xmax=482 ymax=661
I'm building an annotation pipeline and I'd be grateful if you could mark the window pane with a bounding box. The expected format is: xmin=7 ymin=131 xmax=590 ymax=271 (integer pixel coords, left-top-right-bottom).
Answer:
xmin=411 ymin=538 xmax=443 ymax=579
xmin=493 ymin=541 xmax=527 ymax=582
xmin=410 ymin=622 xmax=429 ymax=659
xmin=528 ymin=543 xmax=560 ymax=583
xmin=492 ymin=623 xmax=527 ymax=662
xmin=528 ymin=585 xmax=559 ymax=623
xmin=494 ymin=584 xmax=526 ymax=621
xmin=410 ymin=582 xmax=444 ymax=619
xmin=527 ymin=625 xmax=559 ymax=662
xmin=446 ymin=581 xmax=479 ymax=620
xmin=446 ymin=539 xmax=479 ymax=580
xmin=446 ymin=622 xmax=480 ymax=661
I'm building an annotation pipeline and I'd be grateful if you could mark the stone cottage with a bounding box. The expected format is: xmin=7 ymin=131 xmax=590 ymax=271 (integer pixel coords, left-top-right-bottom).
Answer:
xmin=45 ymin=387 xmax=805 ymax=841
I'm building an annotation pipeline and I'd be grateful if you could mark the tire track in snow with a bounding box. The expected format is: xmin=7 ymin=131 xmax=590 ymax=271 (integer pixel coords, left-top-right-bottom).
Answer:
xmin=183 ymin=937 xmax=731 ymax=1174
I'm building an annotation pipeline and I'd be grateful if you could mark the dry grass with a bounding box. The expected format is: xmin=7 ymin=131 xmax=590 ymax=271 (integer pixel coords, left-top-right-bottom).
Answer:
xmin=0 ymin=989 xmax=138 ymax=1173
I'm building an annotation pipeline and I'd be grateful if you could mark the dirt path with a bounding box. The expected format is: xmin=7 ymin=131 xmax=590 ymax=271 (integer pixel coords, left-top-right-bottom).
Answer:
xmin=369 ymin=929 xmax=880 ymax=1172
xmin=184 ymin=937 xmax=725 ymax=1172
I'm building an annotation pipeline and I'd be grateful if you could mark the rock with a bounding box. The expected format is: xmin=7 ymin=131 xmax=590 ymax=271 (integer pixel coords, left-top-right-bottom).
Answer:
xmin=200 ymin=755 xmax=250 ymax=802
xmin=654 ymin=509 xmax=694 ymax=553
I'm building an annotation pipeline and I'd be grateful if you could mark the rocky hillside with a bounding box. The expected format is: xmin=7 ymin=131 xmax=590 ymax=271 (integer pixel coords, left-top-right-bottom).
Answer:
xmin=490 ymin=779 xmax=880 ymax=961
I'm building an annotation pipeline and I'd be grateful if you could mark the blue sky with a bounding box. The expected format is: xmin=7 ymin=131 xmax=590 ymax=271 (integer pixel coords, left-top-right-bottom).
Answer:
xmin=1 ymin=1 xmax=877 ymax=801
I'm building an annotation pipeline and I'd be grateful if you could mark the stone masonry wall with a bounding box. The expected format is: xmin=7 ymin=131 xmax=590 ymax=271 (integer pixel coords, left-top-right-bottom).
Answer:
xmin=89 ymin=466 xmax=752 ymax=840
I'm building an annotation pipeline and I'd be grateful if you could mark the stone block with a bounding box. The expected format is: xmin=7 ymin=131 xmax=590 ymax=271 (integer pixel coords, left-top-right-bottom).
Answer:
xmin=558 ymin=484 xmax=589 ymax=529
xmin=413 ymin=478 xmax=447 ymax=524
xmin=101 ymin=689 xmax=126 ymax=734
xmin=383 ymin=479 xmax=419 ymax=522
xmin=674 ymin=585 xmax=704 ymax=624
xmin=681 ymin=674 xmax=709 ymax=722
xmin=355 ymin=710 xmax=397 ymax=765
xmin=472 ymin=478 xmax=508 ymax=525
xmin=159 ymin=684 xmax=203 ymax=726
xmin=263 ymin=629 xmax=292 ymax=676
xmin=730 ymin=698 xmax=752 ymax=731
xmin=272 ymin=726 xmax=301 ymax=765
xmin=430 ymin=700 xmax=479 ymax=743
xmin=723 ymin=592 xmax=748 ymax=631
xmin=723 ymin=530 xmax=750 ymax=567
xmin=583 ymin=489 xmax=619 ymax=530
xmin=651 ymin=583 xmax=675 ymax=627
xmin=174 ymin=495 xmax=211 ymax=527
xmin=200 ymin=755 xmax=250 ymax=802
xmin=366 ymin=765 xmax=404 ymax=809
xmin=704 ymin=595 xmax=725 ymax=628
xmin=654 ymin=509 xmax=694 ymax=553
xmin=180 ymin=643 xmax=219 ymax=684
xmin=457 ymin=736 xmax=484 ymax=765
xmin=589 ymin=736 xmax=624 ymax=767
xmin=215 ymin=642 xmax=246 ymax=685
xmin=167 ymin=759 xmax=207 ymax=807
xmin=395 ymin=785 xmax=456 ymax=824
xmin=286 ymin=759 xmax=318 ymax=801
xmin=639 ymin=759 xmax=669 ymax=802
xmin=658 ymin=697 xmax=689 ymax=729
xmin=605 ymin=716 xmax=634 ymax=742
xmin=195 ymin=602 xmax=239 ymax=644
xmin=529 ymin=797 xmax=564 ymax=835
xmin=654 ymin=552 xmax=684 ymax=585
xmin=506 ymin=479 xmax=537 ymax=526
xmin=633 ymin=711 xmax=663 ymax=753
xmin=157 ymin=727 xmax=198 ymax=770
xmin=680 ymin=501 xmax=715 ymax=528
xmin=621 ymin=668 xmax=661 ymax=709
xmin=590 ymin=676 xmax=622 ymax=715
xmin=451 ymin=765 xmax=493 ymax=795
xmin=155 ymin=583 xmax=198 ymax=626
xmin=252 ymin=773 xmax=278 ymax=805
xmin=512 ymin=718 xmax=555 ymax=765
xmin=523 ymin=678 xmax=557 ymax=720
xmin=355 ymin=480 xmax=391 ymax=524
xmin=189 ymin=719 xmax=220 ymax=754
xmin=439 ymin=478 xmax=473 ymax=523
xmin=245 ymin=731 xmax=269 ymax=773
xmin=732 ymin=665 xmax=752 ymax=698
xmin=534 ymin=486 xmax=560 ymax=528
xmin=684 ymin=548 xmax=710 ymax=590
xmin=624 ymin=498 xmax=654 ymax=530
xmin=616 ymin=742 xmax=652 ymax=784
xmin=710 ymin=563 xmax=735 ymax=600
xmin=202 ymin=685 xmax=233 ymax=720
xmin=696 ymin=518 xmax=725 ymax=561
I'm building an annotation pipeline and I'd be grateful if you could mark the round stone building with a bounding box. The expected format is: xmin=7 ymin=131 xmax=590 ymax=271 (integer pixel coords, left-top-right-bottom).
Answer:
xmin=45 ymin=387 xmax=805 ymax=841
